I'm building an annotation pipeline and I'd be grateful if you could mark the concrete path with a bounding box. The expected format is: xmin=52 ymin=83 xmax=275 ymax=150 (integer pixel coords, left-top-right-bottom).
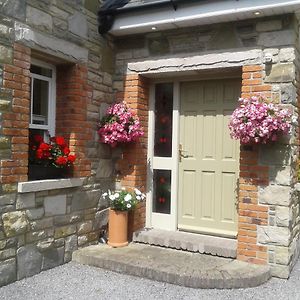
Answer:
xmin=0 ymin=259 xmax=299 ymax=300
xmin=72 ymin=244 xmax=270 ymax=289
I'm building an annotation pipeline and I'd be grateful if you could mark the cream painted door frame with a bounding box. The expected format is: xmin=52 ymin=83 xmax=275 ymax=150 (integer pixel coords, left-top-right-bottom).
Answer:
xmin=147 ymin=78 xmax=240 ymax=235
xmin=146 ymin=81 xmax=179 ymax=231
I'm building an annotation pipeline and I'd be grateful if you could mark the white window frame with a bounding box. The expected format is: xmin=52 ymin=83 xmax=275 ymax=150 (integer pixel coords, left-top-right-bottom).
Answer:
xmin=29 ymin=59 xmax=56 ymax=137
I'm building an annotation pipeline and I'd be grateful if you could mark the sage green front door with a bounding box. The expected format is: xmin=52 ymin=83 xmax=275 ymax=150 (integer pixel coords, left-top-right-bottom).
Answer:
xmin=178 ymin=79 xmax=240 ymax=237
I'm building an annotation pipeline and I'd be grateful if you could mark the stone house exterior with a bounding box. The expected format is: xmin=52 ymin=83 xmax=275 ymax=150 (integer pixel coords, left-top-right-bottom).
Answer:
xmin=0 ymin=0 xmax=115 ymax=286
xmin=109 ymin=0 xmax=300 ymax=280
xmin=0 ymin=0 xmax=300 ymax=287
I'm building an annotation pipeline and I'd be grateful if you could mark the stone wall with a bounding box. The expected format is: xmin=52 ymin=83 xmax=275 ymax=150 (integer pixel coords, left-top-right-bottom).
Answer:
xmin=0 ymin=179 xmax=108 ymax=286
xmin=113 ymin=15 xmax=296 ymax=82
xmin=0 ymin=0 xmax=115 ymax=286
xmin=112 ymin=15 xmax=300 ymax=278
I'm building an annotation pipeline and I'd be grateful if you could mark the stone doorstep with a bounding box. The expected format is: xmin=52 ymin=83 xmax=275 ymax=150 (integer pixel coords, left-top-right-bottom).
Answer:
xmin=72 ymin=244 xmax=271 ymax=289
xmin=132 ymin=229 xmax=237 ymax=258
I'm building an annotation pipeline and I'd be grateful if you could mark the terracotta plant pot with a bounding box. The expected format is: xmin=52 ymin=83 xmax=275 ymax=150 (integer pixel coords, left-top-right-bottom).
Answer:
xmin=108 ymin=208 xmax=128 ymax=248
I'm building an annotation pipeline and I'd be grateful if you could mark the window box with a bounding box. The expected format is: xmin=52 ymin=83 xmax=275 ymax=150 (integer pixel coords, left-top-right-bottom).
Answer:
xmin=28 ymin=164 xmax=71 ymax=181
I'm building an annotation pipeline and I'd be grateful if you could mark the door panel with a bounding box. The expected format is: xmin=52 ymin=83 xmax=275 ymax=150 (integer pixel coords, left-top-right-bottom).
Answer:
xmin=182 ymin=170 xmax=196 ymax=218
xmin=201 ymin=171 xmax=215 ymax=220
xmin=178 ymin=79 xmax=240 ymax=237
xmin=202 ymin=110 xmax=216 ymax=159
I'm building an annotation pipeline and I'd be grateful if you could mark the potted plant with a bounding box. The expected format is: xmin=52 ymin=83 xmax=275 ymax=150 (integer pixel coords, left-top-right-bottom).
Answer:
xmin=102 ymin=188 xmax=146 ymax=247
xmin=228 ymin=96 xmax=292 ymax=144
xmin=98 ymin=102 xmax=144 ymax=148
xmin=29 ymin=134 xmax=76 ymax=180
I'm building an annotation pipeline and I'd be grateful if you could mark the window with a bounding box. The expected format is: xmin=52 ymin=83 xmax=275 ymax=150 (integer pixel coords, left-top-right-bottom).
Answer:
xmin=30 ymin=59 xmax=56 ymax=137
xmin=154 ymin=83 xmax=173 ymax=158
xmin=152 ymin=82 xmax=174 ymax=215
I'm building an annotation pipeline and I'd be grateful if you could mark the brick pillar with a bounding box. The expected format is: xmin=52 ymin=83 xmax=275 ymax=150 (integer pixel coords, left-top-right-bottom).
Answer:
xmin=0 ymin=43 xmax=31 ymax=184
xmin=237 ymin=65 xmax=272 ymax=264
xmin=238 ymin=145 xmax=269 ymax=264
xmin=116 ymin=74 xmax=149 ymax=237
xmin=56 ymin=64 xmax=92 ymax=178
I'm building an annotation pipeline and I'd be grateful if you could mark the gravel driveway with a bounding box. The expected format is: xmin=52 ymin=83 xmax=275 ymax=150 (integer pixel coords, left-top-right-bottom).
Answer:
xmin=0 ymin=259 xmax=300 ymax=300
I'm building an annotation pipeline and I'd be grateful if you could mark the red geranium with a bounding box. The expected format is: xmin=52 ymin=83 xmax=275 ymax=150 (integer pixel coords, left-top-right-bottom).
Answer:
xmin=39 ymin=143 xmax=51 ymax=151
xmin=29 ymin=134 xmax=76 ymax=168
xmin=63 ymin=147 xmax=70 ymax=155
xmin=34 ymin=134 xmax=44 ymax=143
xmin=55 ymin=136 xmax=66 ymax=147
xmin=42 ymin=151 xmax=51 ymax=158
xmin=67 ymin=155 xmax=76 ymax=163
xmin=55 ymin=156 xmax=68 ymax=166
xmin=36 ymin=149 xmax=43 ymax=159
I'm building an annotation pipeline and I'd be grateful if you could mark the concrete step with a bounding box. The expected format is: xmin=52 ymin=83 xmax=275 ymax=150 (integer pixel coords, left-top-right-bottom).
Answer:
xmin=133 ymin=229 xmax=237 ymax=258
xmin=72 ymin=244 xmax=271 ymax=289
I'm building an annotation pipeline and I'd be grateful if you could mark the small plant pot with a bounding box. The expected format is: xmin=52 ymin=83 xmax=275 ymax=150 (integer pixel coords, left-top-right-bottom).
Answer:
xmin=108 ymin=208 xmax=128 ymax=248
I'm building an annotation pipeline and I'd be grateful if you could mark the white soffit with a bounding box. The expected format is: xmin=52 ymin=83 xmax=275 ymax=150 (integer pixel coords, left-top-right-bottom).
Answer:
xmin=111 ymin=0 xmax=300 ymax=36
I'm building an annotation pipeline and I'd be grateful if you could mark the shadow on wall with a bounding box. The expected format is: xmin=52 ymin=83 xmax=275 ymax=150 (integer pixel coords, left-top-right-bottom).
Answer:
xmin=114 ymin=142 xmax=147 ymax=191
xmin=113 ymin=142 xmax=148 ymax=240
xmin=260 ymin=143 xmax=295 ymax=185
xmin=241 ymin=143 xmax=293 ymax=187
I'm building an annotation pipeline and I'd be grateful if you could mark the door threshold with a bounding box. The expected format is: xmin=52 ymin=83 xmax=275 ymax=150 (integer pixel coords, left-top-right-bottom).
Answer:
xmin=133 ymin=228 xmax=237 ymax=258
xmin=178 ymin=226 xmax=237 ymax=239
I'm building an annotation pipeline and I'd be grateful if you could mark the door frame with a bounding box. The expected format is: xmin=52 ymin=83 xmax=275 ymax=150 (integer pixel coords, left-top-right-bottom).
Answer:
xmin=146 ymin=80 xmax=180 ymax=231
xmin=146 ymin=75 xmax=241 ymax=232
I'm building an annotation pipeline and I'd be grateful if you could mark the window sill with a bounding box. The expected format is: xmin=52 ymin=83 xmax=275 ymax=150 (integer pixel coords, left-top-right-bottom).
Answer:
xmin=18 ymin=178 xmax=84 ymax=193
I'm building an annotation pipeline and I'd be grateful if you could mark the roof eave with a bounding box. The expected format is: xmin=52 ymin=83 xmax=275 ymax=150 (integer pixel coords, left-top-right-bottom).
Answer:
xmin=110 ymin=0 xmax=300 ymax=36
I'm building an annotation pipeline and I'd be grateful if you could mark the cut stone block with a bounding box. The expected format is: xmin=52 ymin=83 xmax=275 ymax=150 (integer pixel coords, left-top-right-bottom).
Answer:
xmin=257 ymin=226 xmax=290 ymax=246
xmin=44 ymin=195 xmax=67 ymax=216
xmin=17 ymin=245 xmax=42 ymax=280
xmin=2 ymin=211 xmax=29 ymax=237
xmin=0 ymin=259 xmax=16 ymax=286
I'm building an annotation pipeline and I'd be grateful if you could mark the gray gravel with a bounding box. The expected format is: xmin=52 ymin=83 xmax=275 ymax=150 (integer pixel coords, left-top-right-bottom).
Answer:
xmin=0 ymin=259 xmax=300 ymax=300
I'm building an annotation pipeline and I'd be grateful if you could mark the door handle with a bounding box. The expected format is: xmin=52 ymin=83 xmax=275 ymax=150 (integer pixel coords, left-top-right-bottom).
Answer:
xmin=179 ymin=144 xmax=189 ymax=162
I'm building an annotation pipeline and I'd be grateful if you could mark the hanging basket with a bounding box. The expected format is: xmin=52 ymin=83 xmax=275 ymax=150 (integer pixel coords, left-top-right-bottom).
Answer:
xmin=107 ymin=208 xmax=128 ymax=248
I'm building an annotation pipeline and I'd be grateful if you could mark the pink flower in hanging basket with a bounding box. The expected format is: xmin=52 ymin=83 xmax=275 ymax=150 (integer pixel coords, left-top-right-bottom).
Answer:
xmin=228 ymin=96 xmax=292 ymax=144
xmin=98 ymin=102 xmax=144 ymax=147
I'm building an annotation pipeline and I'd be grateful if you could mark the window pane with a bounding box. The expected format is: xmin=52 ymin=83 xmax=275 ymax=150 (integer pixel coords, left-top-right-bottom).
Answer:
xmin=154 ymin=83 xmax=173 ymax=157
xmin=153 ymin=169 xmax=171 ymax=214
xmin=32 ymin=79 xmax=49 ymax=125
xmin=30 ymin=65 xmax=52 ymax=78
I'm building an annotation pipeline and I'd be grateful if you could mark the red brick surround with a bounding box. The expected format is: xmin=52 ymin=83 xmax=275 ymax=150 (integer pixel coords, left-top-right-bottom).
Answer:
xmin=0 ymin=44 xmax=31 ymax=184
xmin=237 ymin=145 xmax=269 ymax=264
xmin=56 ymin=64 xmax=92 ymax=178
xmin=0 ymin=43 xmax=92 ymax=184
xmin=237 ymin=65 xmax=272 ymax=264
xmin=117 ymin=74 xmax=149 ymax=234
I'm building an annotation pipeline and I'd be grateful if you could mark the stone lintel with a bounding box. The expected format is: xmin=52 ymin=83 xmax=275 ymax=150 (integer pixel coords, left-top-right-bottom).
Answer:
xmin=127 ymin=49 xmax=263 ymax=75
xmin=14 ymin=22 xmax=88 ymax=63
